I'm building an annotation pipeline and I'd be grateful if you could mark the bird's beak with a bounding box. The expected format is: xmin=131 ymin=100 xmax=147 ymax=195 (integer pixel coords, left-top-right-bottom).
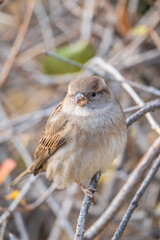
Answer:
xmin=76 ymin=93 xmax=88 ymax=106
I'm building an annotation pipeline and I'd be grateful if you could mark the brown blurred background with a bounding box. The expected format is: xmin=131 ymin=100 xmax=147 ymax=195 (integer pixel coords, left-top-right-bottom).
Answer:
xmin=0 ymin=0 xmax=160 ymax=240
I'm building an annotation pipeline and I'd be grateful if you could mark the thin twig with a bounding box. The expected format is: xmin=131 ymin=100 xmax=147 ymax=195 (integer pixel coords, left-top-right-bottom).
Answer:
xmin=9 ymin=233 xmax=19 ymax=240
xmin=62 ymin=0 xmax=81 ymax=18
xmin=34 ymin=0 xmax=53 ymax=45
xmin=44 ymin=50 xmax=94 ymax=73
xmin=35 ymin=179 xmax=74 ymax=239
xmin=149 ymin=29 xmax=160 ymax=51
xmin=0 ymin=143 xmax=29 ymax=240
xmin=13 ymin=212 xmax=29 ymax=240
xmin=119 ymin=49 xmax=160 ymax=69
xmin=122 ymin=80 xmax=160 ymax=98
xmin=25 ymin=183 xmax=56 ymax=211
xmin=74 ymin=173 xmax=101 ymax=240
xmin=16 ymin=28 xmax=78 ymax=66
xmin=126 ymin=99 xmax=160 ymax=127
xmin=108 ymin=1 xmax=160 ymax=66
xmin=98 ymin=26 xmax=114 ymax=57
xmin=48 ymin=185 xmax=77 ymax=240
xmin=0 ymin=12 xmax=16 ymax=27
xmin=123 ymin=100 xmax=160 ymax=113
xmin=0 ymin=101 xmax=58 ymax=131
xmin=0 ymin=219 xmax=7 ymax=240
xmin=80 ymin=0 xmax=95 ymax=41
xmin=0 ymin=175 xmax=37 ymax=226
xmin=0 ymin=0 xmax=36 ymax=88
xmin=111 ymin=154 xmax=160 ymax=240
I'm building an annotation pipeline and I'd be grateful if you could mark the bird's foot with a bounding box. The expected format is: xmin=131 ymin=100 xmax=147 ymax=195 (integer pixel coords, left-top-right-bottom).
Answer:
xmin=80 ymin=183 xmax=97 ymax=204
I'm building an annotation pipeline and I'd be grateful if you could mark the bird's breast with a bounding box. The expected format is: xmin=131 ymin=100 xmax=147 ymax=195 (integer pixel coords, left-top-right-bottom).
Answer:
xmin=46 ymin=107 xmax=126 ymax=188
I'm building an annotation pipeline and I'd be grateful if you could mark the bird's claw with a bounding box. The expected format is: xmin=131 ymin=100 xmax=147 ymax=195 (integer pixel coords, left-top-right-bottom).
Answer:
xmin=80 ymin=184 xmax=97 ymax=204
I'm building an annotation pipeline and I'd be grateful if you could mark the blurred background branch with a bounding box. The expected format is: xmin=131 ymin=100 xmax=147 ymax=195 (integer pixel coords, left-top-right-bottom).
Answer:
xmin=0 ymin=0 xmax=160 ymax=240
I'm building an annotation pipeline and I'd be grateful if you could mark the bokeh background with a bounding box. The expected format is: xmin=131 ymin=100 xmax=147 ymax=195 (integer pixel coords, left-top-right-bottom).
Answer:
xmin=0 ymin=0 xmax=160 ymax=239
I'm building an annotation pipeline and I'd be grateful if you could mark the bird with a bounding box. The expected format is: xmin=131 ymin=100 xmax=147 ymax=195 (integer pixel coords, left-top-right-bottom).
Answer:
xmin=10 ymin=76 xmax=127 ymax=200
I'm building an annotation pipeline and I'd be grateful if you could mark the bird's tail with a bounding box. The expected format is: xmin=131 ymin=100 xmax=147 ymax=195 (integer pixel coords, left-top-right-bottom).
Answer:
xmin=9 ymin=169 xmax=31 ymax=188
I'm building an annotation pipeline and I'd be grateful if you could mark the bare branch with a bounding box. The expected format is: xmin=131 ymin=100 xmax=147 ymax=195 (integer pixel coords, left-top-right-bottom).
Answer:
xmin=126 ymin=99 xmax=160 ymax=127
xmin=9 ymin=233 xmax=19 ymax=240
xmin=35 ymin=180 xmax=74 ymax=239
xmin=16 ymin=28 xmax=78 ymax=66
xmin=111 ymin=154 xmax=160 ymax=240
xmin=0 ymin=219 xmax=7 ymax=240
xmin=123 ymin=100 xmax=160 ymax=113
xmin=48 ymin=185 xmax=77 ymax=240
xmin=0 ymin=0 xmax=36 ymax=88
xmin=74 ymin=173 xmax=101 ymax=240
xmin=0 ymin=176 xmax=37 ymax=226
xmin=34 ymin=0 xmax=53 ymax=44
xmin=80 ymin=0 xmax=95 ymax=41
xmin=108 ymin=1 xmax=160 ymax=67
xmin=13 ymin=212 xmax=29 ymax=240
xmin=25 ymin=183 xmax=56 ymax=211
xmin=1 ymin=1 xmax=160 ymax=239
xmin=119 ymin=49 xmax=160 ymax=69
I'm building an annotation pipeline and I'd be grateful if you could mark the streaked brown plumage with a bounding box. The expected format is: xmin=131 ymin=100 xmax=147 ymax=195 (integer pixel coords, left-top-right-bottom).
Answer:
xmin=10 ymin=76 xmax=127 ymax=197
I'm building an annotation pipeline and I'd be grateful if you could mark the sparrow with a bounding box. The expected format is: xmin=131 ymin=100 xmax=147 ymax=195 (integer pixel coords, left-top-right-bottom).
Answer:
xmin=10 ymin=76 xmax=127 ymax=199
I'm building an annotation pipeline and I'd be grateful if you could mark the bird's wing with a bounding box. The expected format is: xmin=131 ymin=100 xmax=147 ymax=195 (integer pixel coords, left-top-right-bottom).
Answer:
xmin=32 ymin=102 xmax=68 ymax=175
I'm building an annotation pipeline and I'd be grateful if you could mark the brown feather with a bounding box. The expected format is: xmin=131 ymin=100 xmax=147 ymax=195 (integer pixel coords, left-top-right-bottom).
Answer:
xmin=32 ymin=102 xmax=68 ymax=175
xmin=10 ymin=102 xmax=69 ymax=186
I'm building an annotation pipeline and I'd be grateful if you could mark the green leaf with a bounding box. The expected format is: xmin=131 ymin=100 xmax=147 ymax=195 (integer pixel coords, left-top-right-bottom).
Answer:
xmin=43 ymin=41 xmax=96 ymax=75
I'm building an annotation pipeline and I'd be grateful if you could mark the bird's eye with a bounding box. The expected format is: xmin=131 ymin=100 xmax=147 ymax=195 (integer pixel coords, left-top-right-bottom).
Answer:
xmin=91 ymin=92 xmax=97 ymax=97
xmin=89 ymin=91 xmax=101 ymax=101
